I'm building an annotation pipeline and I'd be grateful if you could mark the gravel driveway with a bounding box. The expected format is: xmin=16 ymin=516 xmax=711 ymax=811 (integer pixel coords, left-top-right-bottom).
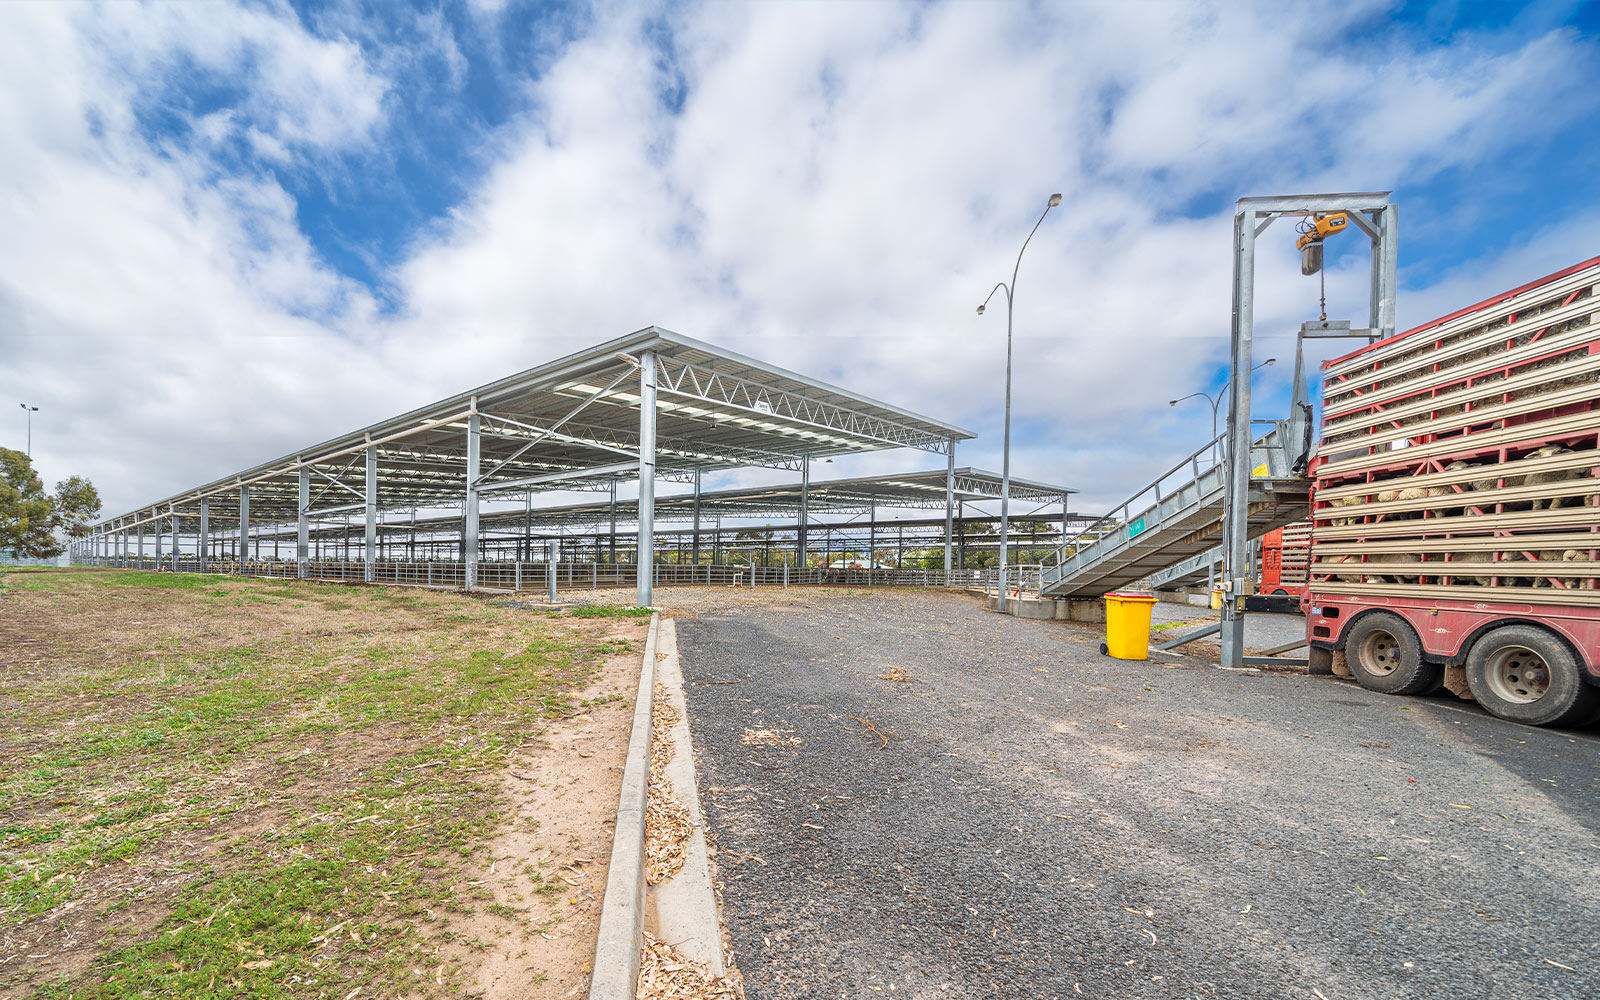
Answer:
xmin=674 ymin=589 xmax=1600 ymax=1000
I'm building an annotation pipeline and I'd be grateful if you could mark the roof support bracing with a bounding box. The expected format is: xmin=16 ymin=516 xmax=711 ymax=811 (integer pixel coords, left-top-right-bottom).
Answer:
xmin=653 ymin=354 xmax=954 ymax=454
xmin=95 ymin=329 xmax=987 ymax=587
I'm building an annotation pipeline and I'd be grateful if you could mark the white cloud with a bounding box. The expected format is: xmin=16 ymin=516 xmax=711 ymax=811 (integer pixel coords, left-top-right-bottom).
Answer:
xmin=2 ymin=0 xmax=1597 ymax=521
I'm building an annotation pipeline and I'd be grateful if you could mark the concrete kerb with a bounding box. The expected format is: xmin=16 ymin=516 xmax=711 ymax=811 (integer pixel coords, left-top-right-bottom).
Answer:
xmin=587 ymin=611 xmax=660 ymax=1000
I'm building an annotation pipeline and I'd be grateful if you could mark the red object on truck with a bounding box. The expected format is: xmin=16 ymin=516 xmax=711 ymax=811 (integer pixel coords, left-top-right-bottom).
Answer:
xmin=1304 ymin=256 xmax=1600 ymax=727
xmin=1259 ymin=522 xmax=1311 ymax=599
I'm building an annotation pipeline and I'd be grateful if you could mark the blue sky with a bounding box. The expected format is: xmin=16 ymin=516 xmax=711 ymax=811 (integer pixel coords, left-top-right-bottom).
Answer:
xmin=4 ymin=0 xmax=1599 ymax=518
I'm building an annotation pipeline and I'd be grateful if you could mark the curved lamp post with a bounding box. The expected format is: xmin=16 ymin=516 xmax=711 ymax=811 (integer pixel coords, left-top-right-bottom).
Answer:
xmin=1168 ymin=357 xmax=1276 ymax=460
xmin=978 ymin=193 xmax=1061 ymax=612
xmin=1168 ymin=357 xmax=1276 ymax=593
xmin=19 ymin=403 xmax=38 ymax=458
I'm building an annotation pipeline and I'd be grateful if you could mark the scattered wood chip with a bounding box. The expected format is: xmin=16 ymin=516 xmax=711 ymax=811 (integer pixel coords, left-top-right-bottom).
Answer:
xmin=877 ymin=665 xmax=914 ymax=682
xmin=637 ymin=931 xmax=743 ymax=999
xmin=740 ymin=728 xmax=800 ymax=747
xmin=646 ymin=685 xmax=692 ymax=886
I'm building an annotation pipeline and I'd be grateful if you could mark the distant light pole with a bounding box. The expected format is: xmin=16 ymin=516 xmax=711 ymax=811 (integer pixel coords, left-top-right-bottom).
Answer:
xmin=19 ymin=403 xmax=38 ymax=458
xmin=978 ymin=192 xmax=1062 ymax=613
xmin=1168 ymin=357 xmax=1275 ymax=595
xmin=1169 ymin=358 xmax=1276 ymax=461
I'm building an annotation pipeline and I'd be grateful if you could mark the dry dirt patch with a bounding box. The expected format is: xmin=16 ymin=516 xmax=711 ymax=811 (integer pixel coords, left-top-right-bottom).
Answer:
xmin=0 ymin=569 xmax=648 ymax=999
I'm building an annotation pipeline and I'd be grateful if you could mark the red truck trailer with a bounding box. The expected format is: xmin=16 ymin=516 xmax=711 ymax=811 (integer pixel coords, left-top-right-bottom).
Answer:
xmin=1305 ymin=257 xmax=1600 ymax=726
xmin=1259 ymin=522 xmax=1311 ymax=600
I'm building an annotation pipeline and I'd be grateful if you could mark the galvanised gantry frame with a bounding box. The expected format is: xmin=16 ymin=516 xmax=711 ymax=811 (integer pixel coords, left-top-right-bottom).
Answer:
xmin=83 ymin=328 xmax=984 ymax=605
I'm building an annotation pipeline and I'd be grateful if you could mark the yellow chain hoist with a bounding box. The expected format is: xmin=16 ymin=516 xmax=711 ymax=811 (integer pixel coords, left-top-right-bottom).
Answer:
xmin=1296 ymin=212 xmax=1348 ymax=319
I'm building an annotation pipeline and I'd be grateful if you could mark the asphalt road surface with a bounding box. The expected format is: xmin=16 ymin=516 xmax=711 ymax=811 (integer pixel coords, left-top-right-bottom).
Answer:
xmin=675 ymin=590 xmax=1600 ymax=1000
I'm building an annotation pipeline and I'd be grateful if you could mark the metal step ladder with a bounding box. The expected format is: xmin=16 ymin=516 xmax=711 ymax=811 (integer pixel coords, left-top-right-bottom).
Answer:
xmin=1039 ymin=421 xmax=1312 ymax=599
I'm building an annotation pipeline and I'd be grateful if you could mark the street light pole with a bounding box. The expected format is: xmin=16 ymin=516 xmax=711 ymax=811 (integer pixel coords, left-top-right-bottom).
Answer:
xmin=19 ymin=403 xmax=38 ymax=458
xmin=1168 ymin=357 xmax=1276 ymax=599
xmin=978 ymin=193 xmax=1061 ymax=613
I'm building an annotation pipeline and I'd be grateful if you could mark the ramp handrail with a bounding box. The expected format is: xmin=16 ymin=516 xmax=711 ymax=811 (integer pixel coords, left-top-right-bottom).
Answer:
xmin=1041 ymin=429 xmax=1229 ymax=572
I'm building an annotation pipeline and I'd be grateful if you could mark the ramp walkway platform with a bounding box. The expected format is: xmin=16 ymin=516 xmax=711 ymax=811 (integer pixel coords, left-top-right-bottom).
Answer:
xmin=1039 ymin=421 xmax=1312 ymax=599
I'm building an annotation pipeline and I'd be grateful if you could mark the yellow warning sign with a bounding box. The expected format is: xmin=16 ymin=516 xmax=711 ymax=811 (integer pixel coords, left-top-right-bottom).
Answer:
xmin=1251 ymin=463 xmax=1269 ymax=478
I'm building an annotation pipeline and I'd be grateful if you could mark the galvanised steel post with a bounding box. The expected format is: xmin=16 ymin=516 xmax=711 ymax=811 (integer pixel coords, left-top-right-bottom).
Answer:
xmin=944 ymin=444 xmax=955 ymax=584
xmin=198 ymin=499 xmax=210 ymax=575
xmin=798 ymin=458 xmax=809 ymax=569
xmin=238 ymin=485 xmax=249 ymax=572
xmin=364 ymin=445 xmax=377 ymax=584
xmin=1220 ymin=207 xmax=1257 ymax=670
xmin=607 ymin=480 xmax=617 ymax=564
xmin=636 ymin=351 xmax=657 ymax=607
xmin=691 ymin=469 xmax=702 ymax=568
xmin=465 ymin=411 xmax=481 ymax=590
xmin=154 ymin=510 xmax=162 ymax=568
xmin=137 ymin=521 xmax=144 ymax=567
xmin=297 ymin=469 xmax=310 ymax=579
xmin=978 ymin=193 xmax=1061 ymax=613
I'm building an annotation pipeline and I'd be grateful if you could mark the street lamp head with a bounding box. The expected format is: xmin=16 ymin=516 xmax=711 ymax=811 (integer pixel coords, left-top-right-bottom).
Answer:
xmin=1263 ymin=357 xmax=1277 ymax=366
xmin=1048 ymin=193 xmax=1062 ymax=207
xmin=975 ymin=304 xmax=985 ymax=315
xmin=1168 ymin=400 xmax=1178 ymax=406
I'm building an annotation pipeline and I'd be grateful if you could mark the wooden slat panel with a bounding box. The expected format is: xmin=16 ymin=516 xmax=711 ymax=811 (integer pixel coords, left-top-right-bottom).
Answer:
xmin=1313 ymin=505 xmax=1600 ymax=539
xmin=1320 ymin=380 xmax=1599 ymax=454
xmin=1322 ymin=267 xmax=1600 ymax=381
xmin=1312 ymin=559 xmax=1598 ymax=575
xmin=1312 ymin=532 xmax=1600 ymax=556
xmin=1312 ymin=478 xmax=1598 ymax=521
xmin=1315 ymin=449 xmax=1600 ymax=502
xmin=1314 ymin=411 xmax=1600 ymax=477
xmin=1323 ymin=347 xmax=1600 ymax=437
xmin=1323 ymin=299 xmax=1598 ymax=412
xmin=1308 ymin=581 xmax=1600 ymax=607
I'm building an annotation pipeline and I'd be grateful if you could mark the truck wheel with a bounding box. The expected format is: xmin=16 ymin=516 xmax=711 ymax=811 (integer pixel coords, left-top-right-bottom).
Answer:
xmin=1344 ymin=612 xmax=1439 ymax=695
xmin=1465 ymin=626 xmax=1599 ymax=727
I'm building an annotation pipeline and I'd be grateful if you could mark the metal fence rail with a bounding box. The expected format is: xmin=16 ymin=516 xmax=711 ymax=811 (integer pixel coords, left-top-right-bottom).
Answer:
xmin=67 ymin=557 xmax=983 ymax=595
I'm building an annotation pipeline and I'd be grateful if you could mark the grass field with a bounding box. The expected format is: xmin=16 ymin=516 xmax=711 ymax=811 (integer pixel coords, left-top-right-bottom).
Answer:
xmin=0 ymin=569 xmax=648 ymax=999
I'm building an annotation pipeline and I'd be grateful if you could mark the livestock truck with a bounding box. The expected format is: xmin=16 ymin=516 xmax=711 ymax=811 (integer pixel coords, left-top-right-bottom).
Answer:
xmin=1305 ymin=256 xmax=1600 ymax=727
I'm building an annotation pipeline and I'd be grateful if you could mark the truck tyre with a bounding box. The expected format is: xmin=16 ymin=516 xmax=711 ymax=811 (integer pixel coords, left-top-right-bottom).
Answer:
xmin=1344 ymin=612 xmax=1438 ymax=695
xmin=1465 ymin=626 xmax=1599 ymax=727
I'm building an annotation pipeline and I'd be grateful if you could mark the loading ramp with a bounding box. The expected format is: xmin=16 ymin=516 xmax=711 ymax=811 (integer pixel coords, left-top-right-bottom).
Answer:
xmin=1039 ymin=420 xmax=1312 ymax=599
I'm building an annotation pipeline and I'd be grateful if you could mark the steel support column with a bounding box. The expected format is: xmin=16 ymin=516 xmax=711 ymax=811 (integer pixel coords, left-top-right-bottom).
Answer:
xmin=465 ymin=412 xmax=481 ymax=590
xmin=198 ymin=499 xmax=210 ymax=574
xmin=798 ymin=458 xmax=810 ymax=569
xmin=691 ymin=469 xmax=702 ymax=567
xmin=137 ymin=521 xmax=145 ymax=567
xmin=238 ymin=485 xmax=249 ymax=572
xmin=944 ymin=444 xmax=955 ymax=582
xmin=364 ymin=446 xmax=377 ymax=583
xmin=636 ymin=351 xmax=657 ymax=607
xmin=608 ymin=480 xmax=617 ymax=564
xmin=297 ymin=469 xmax=310 ymax=579
xmin=1220 ymin=207 xmax=1257 ymax=669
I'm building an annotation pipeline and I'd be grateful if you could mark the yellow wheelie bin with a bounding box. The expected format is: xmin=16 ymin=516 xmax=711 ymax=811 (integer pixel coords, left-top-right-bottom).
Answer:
xmin=1101 ymin=591 xmax=1159 ymax=660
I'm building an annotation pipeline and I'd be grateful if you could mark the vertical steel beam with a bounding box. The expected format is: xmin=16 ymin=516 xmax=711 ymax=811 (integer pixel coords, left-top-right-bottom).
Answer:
xmin=636 ymin=351 xmax=657 ymax=607
xmin=198 ymin=499 xmax=210 ymax=574
xmin=297 ymin=469 xmax=310 ymax=579
xmin=364 ymin=445 xmax=377 ymax=583
xmin=137 ymin=521 xmax=144 ymax=567
xmin=608 ymin=480 xmax=617 ymax=564
xmin=238 ymin=485 xmax=250 ymax=572
xmin=691 ymin=469 xmax=702 ymax=567
xmin=1220 ymin=207 xmax=1257 ymax=670
xmin=523 ymin=490 xmax=532 ymax=563
xmin=465 ymin=411 xmax=481 ymax=590
xmin=944 ymin=444 xmax=955 ymax=581
xmin=798 ymin=458 xmax=810 ymax=569
xmin=153 ymin=510 xmax=163 ymax=568
xmin=1369 ymin=203 xmax=1398 ymax=344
